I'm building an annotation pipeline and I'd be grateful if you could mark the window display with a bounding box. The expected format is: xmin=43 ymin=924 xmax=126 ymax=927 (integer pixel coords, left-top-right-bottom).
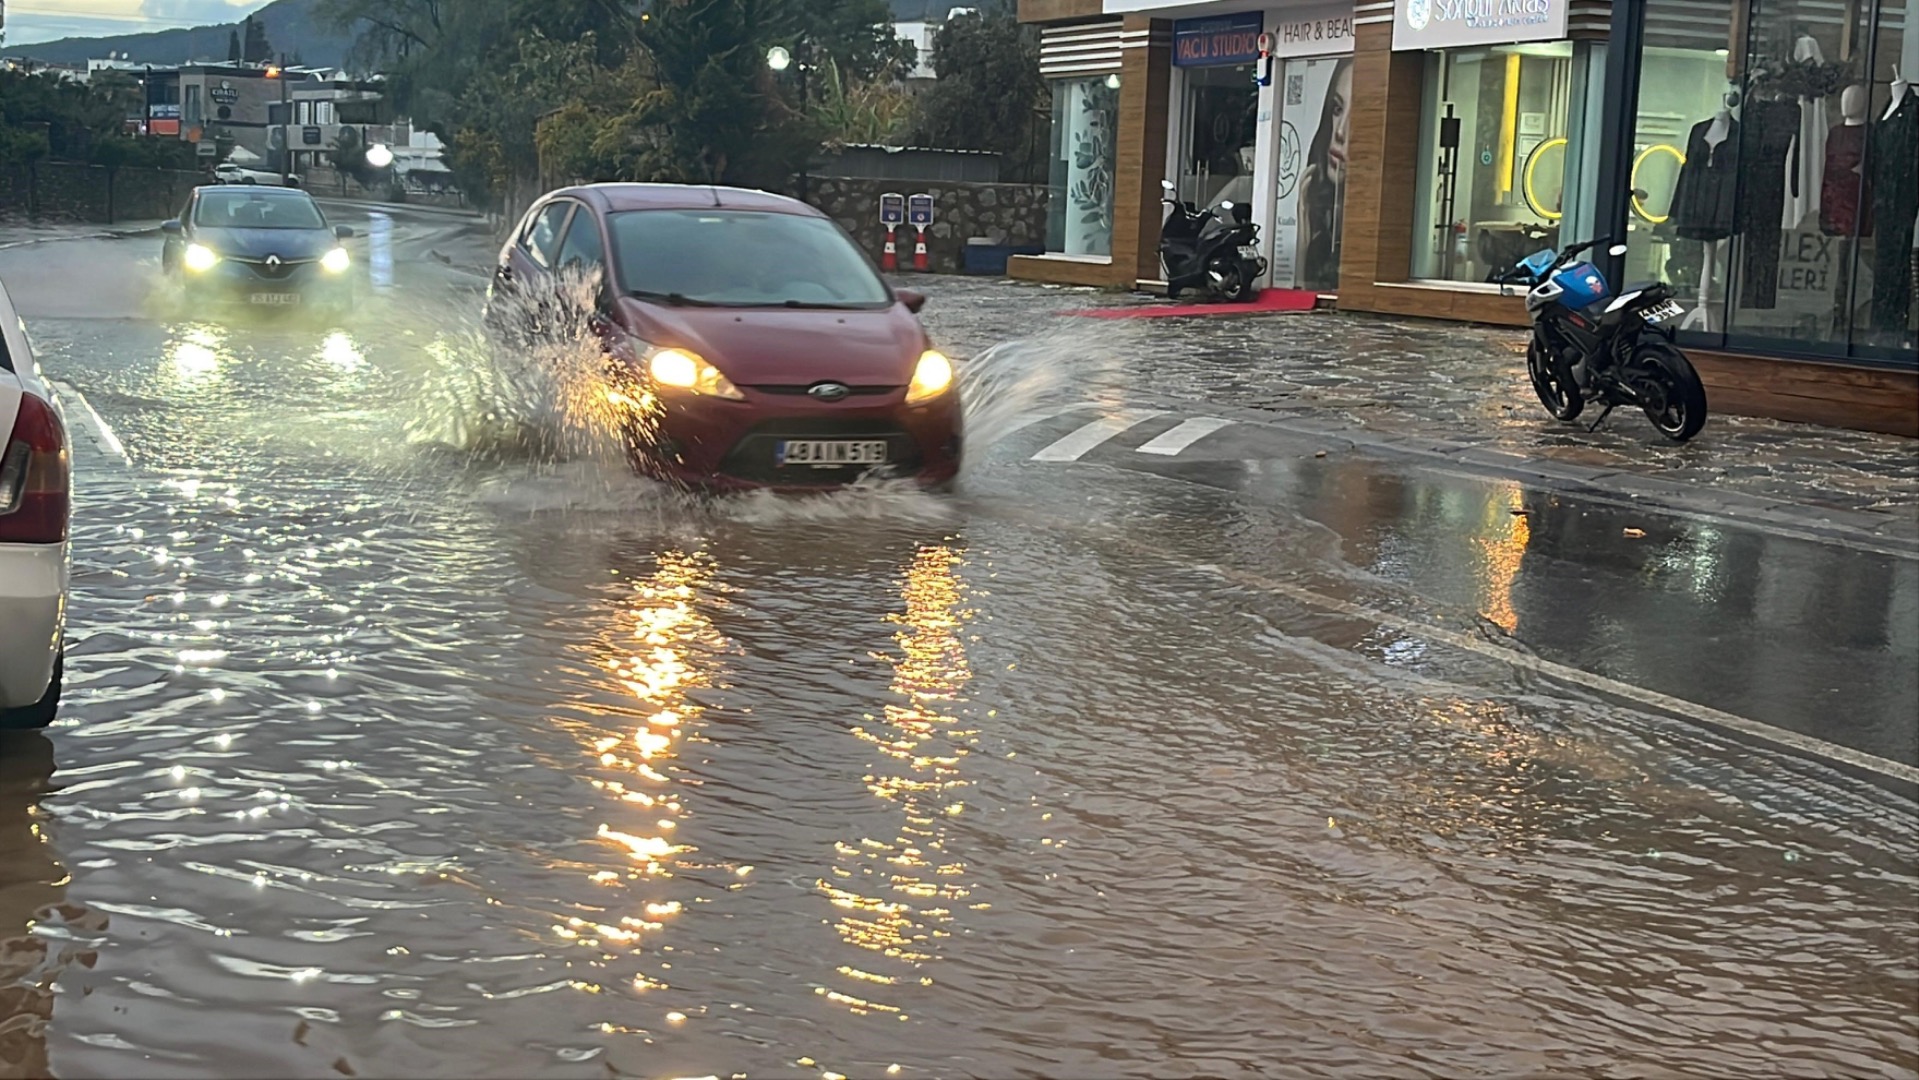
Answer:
xmin=1045 ymin=77 xmax=1120 ymax=258
xmin=1272 ymin=55 xmax=1353 ymax=291
xmin=1411 ymin=43 xmax=1583 ymax=284
xmin=1623 ymin=0 xmax=1916 ymax=363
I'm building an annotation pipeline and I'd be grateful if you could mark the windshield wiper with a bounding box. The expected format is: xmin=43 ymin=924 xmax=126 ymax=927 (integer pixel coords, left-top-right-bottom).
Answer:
xmin=779 ymin=299 xmax=872 ymax=310
xmin=629 ymin=290 xmax=726 ymax=307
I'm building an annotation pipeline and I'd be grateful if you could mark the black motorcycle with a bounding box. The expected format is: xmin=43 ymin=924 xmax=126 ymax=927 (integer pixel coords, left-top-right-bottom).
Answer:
xmin=1159 ymin=180 xmax=1265 ymax=303
xmin=1495 ymin=237 xmax=1708 ymax=443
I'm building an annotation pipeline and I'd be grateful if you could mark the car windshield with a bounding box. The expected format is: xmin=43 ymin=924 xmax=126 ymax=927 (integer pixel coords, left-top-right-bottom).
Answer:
xmin=195 ymin=190 xmax=325 ymax=230
xmin=609 ymin=209 xmax=890 ymax=308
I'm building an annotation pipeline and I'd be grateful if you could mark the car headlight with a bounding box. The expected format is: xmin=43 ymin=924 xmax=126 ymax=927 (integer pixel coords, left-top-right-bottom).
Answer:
xmin=183 ymin=243 xmax=220 ymax=272
xmin=321 ymin=247 xmax=351 ymax=274
xmin=905 ymin=350 xmax=954 ymax=405
xmin=647 ymin=348 xmax=743 ymax=401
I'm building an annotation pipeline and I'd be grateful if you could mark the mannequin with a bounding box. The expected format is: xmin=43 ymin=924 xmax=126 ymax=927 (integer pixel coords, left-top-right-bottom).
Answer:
xmin=1823 ymin=85 xmax=1871 ymax=332
xmin=1675 ymin=90 xmax=1741 ymax=331
xmin=1736 ymin=84 xmax=1800 ymax=310
xmin=1871 ymin=65 xmax=1917 ymax=333
xmin=1783 ymin=30 xmax=1828 ymax=230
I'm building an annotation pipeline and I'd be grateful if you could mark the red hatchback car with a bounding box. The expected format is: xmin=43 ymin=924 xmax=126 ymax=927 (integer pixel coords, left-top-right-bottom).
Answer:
xmin=486 ymin=184 xmax=962 ymax=491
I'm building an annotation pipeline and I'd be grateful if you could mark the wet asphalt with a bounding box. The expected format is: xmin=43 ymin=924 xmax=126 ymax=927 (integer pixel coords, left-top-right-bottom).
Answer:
xmin=0 ymin=207 xmax=1913 ymax=1079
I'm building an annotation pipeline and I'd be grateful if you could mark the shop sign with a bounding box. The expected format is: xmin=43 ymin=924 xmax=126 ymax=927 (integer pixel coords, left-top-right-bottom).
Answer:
xmin=1173 ymin=11 xmax=1264 ymax=68
xmin=209 ymin=80 xmax=239 ymax=105
xmin=1270 ymin=3 xmax=1355 ymax=57
xmin=148 ymin=104 xmax=180 ymax=119
xmin=1391 ymin=0 xmax=1567 ymax=51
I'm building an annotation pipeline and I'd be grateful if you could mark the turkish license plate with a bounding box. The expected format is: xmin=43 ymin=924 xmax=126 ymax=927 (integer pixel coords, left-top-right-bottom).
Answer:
xmin=1641 ymin=299 xmax=1684 ymax=322
xmin=250 ymin=292 xmax=298 ymax=306
xmin=777 ymin=439 xmax=889 ymax=467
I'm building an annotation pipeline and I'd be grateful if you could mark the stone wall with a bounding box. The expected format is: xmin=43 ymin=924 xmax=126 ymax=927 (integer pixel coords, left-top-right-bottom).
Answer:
xmin=808 ymin=176 xmax=1049 ymax=275
xmin=0 ymin=163 xmax=205 ymax=224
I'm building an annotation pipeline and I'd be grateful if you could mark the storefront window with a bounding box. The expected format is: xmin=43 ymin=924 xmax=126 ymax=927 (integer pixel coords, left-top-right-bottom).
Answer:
xmin=1045 ymin=76 xmax=1120 ymax=258
xmin=1272 ymin=55 xmax=1354 ymax=291
xmin=1176 ymin=63 xmax=1260 ymax=209
xmin=1411 ymin=43 xmax=1587 ymax=284
xmin=1626 ymin=0 xmax=1916 ymax=363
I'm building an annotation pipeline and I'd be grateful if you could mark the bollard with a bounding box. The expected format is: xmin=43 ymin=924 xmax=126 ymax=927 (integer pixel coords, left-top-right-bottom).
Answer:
xmin=913 ymin=227 xmax=929 ymax=272
xmin=882 ymin=227 xmax=898 ymax=272
xmin=368 ymin=212 xmax=394 ymax=291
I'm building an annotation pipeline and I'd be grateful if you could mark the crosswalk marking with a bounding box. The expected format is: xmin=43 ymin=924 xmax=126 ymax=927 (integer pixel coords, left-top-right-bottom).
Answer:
xmin=1136 ymin=417 xmax=1233 ymax=456
xmin=995 ymin=402 xmax=1099 ymax=440
xmin=1031 ymin=409 xmax=1166 ymax=462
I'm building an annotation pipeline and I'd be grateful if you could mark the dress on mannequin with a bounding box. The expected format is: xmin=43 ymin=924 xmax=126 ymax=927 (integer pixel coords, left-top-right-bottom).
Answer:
xmin=1672 ymin=115 xmax=1740 ymax=241
xmin=1783 ymin=34 xmax=1829 ymax=230
xmin=1822 ymin=86 xmax=1873 ymax=236
xmin=1869 ymin=90 xmax=1917 ymax=332
xmin=1740 ymin=97 xmax=1799 ymax=309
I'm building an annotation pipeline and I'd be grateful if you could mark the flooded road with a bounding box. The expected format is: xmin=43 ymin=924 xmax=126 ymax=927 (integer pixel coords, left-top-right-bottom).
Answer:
xmin=2 ymin=220 xmax=1915 ymax=1079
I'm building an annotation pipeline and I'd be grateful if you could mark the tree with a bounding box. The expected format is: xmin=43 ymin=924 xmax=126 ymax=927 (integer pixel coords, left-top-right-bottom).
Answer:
xmin=911 ymin=6 xmax=1048 ymax=181
xmin=228 ymin=29 xmax=243 ymax=63
xmin=242 ymin=16 xmax=273 ymax=65
xmin=792 ymin=0 xmax=916 ymax=84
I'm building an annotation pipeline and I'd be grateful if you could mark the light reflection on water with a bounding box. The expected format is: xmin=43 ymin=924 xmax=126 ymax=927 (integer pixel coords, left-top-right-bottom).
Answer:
xmin=820 ymin=543 xmax=977 ymax=1019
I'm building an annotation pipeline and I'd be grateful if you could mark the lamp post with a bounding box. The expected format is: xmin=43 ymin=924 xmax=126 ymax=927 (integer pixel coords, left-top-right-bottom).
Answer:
xmin=767 ymin=40 xmax=813 ymax=201
xmin=268 ymin=56 xmax=290 ymax=185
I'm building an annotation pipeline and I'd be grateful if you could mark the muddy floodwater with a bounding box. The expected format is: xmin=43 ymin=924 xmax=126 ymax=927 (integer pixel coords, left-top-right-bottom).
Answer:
xmin=2 ymin=236 xmax=1915 ymax=1079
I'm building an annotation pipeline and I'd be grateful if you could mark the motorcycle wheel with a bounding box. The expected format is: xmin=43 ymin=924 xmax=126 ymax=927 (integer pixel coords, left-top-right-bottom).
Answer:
xmin=1527 ymin=338 xmax=1584 ymax=421
xmin=1211 ymin=260 xmax=1250 ymax=303
xmin=1629 ymin=342 xmax=1708 ymax=442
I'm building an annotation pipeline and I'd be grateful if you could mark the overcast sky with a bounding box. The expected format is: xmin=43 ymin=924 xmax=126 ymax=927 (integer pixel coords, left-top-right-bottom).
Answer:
xmin=5 ymin=0 xmax=260 ymax=46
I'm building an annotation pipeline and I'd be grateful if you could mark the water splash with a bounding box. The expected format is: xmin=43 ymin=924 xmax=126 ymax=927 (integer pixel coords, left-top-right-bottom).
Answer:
xmin=956 ymin=319 xmax=1143 ymax=450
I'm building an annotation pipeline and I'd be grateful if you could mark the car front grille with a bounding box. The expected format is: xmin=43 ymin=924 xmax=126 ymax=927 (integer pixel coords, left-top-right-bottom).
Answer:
xmin=233 ymin=258 xmax=313 ymax=281
xmin=718 ymin=418 xmax=919 ymax=483
xmin=743 ymin=384 xmax=902 ymax=397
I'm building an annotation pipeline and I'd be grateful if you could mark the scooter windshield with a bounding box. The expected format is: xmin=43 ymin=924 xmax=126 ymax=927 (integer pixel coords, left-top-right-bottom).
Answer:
xmin=1520 ymin=249 xmax=1557 ymax=276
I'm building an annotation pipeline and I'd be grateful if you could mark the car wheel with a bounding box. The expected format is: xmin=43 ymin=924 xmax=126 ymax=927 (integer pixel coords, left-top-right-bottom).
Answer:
xmin=0 ymin=653 xmax=61 ymax=731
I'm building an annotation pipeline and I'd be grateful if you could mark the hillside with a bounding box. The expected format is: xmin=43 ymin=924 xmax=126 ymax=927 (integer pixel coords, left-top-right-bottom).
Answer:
xmin=4 ymin=0 xmax=356 ymax=69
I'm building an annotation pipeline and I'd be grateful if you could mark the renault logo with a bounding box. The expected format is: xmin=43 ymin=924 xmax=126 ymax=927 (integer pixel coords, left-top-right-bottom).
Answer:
xmin=808 ymin=382 xmax=851 ymax=401
xmin=265 ymin=255 xmax=282 ymax=269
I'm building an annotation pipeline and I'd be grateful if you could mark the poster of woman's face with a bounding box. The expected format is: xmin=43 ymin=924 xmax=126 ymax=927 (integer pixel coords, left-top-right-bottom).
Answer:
xmin=1272 ymin=56 xmax=1354 ymax=292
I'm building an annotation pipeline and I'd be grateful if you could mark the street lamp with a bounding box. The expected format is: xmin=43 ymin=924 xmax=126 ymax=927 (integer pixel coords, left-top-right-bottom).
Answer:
xmin=765 ymin=46 xmax=791 ymax=72
xmin=365 ymin=143 xmax=393 ymax=169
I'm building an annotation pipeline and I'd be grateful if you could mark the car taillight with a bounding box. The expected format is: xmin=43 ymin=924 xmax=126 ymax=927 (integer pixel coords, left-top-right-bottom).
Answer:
xmin=0 ymin=392 xmax=69 ymax=544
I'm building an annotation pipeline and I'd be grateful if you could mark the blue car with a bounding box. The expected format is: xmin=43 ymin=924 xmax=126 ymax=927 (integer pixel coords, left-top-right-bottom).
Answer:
xmin=162 ymin=186 xmax=356 ymax=314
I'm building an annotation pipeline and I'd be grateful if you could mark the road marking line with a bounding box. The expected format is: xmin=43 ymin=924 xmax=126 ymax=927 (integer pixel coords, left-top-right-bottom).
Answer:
xmin=994 ymin=402 xmax=1100 ymax=440
xmin=1137 ymin=417 xmax=1234 ymax=456
xmin=1032 ymin=409 xmax=1166 ymax=462
xmin=49 ymin=380 xmax=130 ymax=465
xmin=1181 ymin=552 xmax=1919 ymax=788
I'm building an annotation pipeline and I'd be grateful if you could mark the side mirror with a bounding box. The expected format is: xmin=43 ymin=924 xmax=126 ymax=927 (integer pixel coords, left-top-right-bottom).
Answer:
xmin=1160 ymin=179 xmax=1176 ymax=192
xmin=897 ymin=288 xmax=926 ymax=314
xmin=1608 ymin=243 xmax=1629 ymax=257
xmin=162 ymin=220 xmax=184 ymax=234
xmin=335 ymin=224 xmax=355 ymax=239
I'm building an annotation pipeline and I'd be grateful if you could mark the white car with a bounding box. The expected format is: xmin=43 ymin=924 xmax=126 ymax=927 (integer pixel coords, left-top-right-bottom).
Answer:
xmin=213 ymin=162 xmax=298 ymax=187
xmin=0 ymin=278 xmax=69 ymax=730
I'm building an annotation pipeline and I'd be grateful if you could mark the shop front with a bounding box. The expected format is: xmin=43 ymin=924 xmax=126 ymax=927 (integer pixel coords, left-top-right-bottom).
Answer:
xmin=1336 ymin=0 xmax=1918 ymax=432
xmin=1014 ymin=0 xmax=1917 ymax=432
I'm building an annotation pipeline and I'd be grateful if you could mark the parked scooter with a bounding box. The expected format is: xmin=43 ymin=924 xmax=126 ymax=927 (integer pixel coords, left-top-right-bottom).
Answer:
xmin=1159 ymin=179 xmax=1265 ymax=303
xmin=1495 ymin=237 xmax=1709 ymax=442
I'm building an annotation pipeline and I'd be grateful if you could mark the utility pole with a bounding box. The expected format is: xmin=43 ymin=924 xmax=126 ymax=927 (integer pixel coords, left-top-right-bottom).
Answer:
xmin=273 ymin=53 xmax=290 ymax=185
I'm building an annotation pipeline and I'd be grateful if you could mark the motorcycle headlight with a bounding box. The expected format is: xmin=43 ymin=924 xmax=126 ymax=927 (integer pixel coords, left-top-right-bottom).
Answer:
xmin=905 ymin=350 xmax=954 ymax=405
xmin=321 ymin=247 xmax=351 ymax=274
xmin=647 ymin=348 xmax=743 ymax=400
xmin=183 ymin=243 xmax=220 ymax=272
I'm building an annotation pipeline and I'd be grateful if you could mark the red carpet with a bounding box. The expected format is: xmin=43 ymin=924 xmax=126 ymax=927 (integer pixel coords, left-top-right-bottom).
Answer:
xmin=1067 ymin=288 xmax=1320 ymax=319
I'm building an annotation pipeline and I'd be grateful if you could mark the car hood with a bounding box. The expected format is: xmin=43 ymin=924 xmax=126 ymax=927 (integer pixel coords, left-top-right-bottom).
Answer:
xmin=617 ymin=299 xmax=925 ymax=386
xmin=193 ymin=227 xmax=336 ymax=260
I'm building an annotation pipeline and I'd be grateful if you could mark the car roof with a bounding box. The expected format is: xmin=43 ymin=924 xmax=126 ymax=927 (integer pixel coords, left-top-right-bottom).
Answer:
xmin=557 ymin=183 xmax=824 ymax=218
xmin=194 ymin=184 xmax=313 ymax=199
